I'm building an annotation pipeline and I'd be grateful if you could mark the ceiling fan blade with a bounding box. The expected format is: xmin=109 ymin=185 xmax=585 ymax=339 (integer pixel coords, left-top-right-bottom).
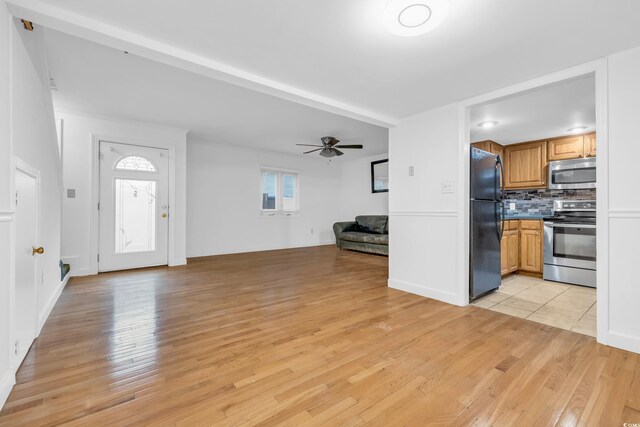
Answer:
xmin=303 ymin=148 xmax=323 ymax=154
xmin=296 ymin=144 xmax=323 ymax=147
xmin=334 ymin=145 xmax=363 ymax=149
xmin=333 ymin=148 xmax=344 ymax=156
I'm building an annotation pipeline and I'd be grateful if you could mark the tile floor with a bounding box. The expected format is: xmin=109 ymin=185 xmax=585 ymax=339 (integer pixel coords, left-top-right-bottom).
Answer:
xmin=471 ymin=274 xmax=596 ymax=337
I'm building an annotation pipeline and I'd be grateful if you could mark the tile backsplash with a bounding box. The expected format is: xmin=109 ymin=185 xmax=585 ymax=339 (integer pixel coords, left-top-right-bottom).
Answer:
xmin=504 ymin=189 xmax=596 ymax=217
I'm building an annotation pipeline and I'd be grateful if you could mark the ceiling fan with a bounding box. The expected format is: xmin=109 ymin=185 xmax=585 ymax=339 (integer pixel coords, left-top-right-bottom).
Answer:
xmin=297 ymin=136 xmax=363 ymax=158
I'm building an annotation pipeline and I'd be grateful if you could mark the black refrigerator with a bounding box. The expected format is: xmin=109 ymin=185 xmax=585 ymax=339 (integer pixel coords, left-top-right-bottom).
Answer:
xmin=470 ymin=148 xmax=505 ymax=299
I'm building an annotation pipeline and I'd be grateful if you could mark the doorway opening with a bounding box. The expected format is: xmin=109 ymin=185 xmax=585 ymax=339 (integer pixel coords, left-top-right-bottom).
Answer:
xmin=98 ymin=141 xmax=170 ymax=272
xmin=467 ymin=74 xmax=598 ymax=337
xmin=13 ymin=159 xmax=41 ymax=367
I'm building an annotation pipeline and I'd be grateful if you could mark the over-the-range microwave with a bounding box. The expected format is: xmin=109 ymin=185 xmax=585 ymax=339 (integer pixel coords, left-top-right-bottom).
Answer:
xmin=548 ymin=157 xmax=596 ymax=190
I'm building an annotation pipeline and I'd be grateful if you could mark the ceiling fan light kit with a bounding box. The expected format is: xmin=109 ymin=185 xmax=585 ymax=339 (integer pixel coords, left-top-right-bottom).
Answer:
xmin=297 ymin=136 xmax=364 ymax=158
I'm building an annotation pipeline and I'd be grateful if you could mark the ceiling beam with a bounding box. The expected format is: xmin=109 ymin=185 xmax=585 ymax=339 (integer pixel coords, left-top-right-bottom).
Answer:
xmin=5 ymin=0 xmax=398 ymax=128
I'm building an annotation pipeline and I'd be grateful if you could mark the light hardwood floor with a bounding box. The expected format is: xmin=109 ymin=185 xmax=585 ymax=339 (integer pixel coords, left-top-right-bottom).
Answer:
xmin=1 ymin=246 xmax=638 ymax=426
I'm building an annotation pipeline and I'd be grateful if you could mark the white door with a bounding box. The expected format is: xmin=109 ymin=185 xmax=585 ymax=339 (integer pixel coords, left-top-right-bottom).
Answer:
xmin=99 ymin=141 xmax=169 ymax=272
xmin=14 ymin=164 xmax=40 ymax=366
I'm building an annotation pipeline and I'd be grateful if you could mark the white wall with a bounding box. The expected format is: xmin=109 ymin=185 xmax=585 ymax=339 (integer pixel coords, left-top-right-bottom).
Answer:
xmin=187 ymin=141 xmax=387 ymax=257
xmin=387 ymin=104 xmax=462 ymax=305
xmin=58 ymin=112 xmax=188 ymax=275
xmin=606 ymin=46 xmax=640 ymax=354
xmin=1 ymin=17 xmax=63 ymax=407
xmin=338 ymin=153 xmax=389 ymax=219
xmin=0 ymin=4 xmax=12 ymax=409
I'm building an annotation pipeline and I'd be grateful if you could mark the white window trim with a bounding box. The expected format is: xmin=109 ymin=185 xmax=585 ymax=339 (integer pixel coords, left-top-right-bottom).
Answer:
xmin=260 ymin=167 xmax=300 ymax=217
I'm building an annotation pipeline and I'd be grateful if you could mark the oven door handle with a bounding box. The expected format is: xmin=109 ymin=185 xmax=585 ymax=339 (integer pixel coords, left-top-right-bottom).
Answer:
xmin=544 ymin=222 xmax=596 ymax=229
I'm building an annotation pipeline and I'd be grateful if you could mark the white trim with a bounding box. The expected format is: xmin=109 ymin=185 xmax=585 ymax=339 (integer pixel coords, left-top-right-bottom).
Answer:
xmin=389 ymin=210 xmax=458 ymax=217
xmin=608 ymin=210 xmax=640 ymax=218
xmin=0 ymin=370 xmax=15 ymax=410
xmin=187 ymin=241 xmax=336 ymax=259
xmin=457 ymin=59 xmax=610 ymax=344
xmin=68 ymin=266 xmax=93 ymax=277
xmin=37 ymin=273 xmax=69 ymax=336
xmin=388 ymin=278 xmax=461 ymax=306
xmin=5 ymin=0 xmax=397 ymax=128
xmin=607 ymin=331 xmax=640 ymax=355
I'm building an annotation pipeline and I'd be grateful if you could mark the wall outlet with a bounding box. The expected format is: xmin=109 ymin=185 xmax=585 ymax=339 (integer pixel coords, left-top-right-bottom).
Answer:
xmin=408 ymin=166 xmax=414 ymax=176
xmin=509 ymin=202 xmax=516 ymax=210
xmin=15 ymin=340 xmax=19 ymax=356
xmin=441 ymin=181 xmax=455 ymax=194
xmin=66 ymin=188 xmax=76 ymax=198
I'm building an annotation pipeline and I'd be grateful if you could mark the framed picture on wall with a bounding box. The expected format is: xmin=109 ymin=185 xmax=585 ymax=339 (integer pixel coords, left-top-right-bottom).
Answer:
xmin=371 ymin=159 xmax=389 ymax=193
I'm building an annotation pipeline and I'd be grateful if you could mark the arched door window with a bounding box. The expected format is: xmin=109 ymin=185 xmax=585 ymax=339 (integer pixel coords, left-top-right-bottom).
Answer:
xmin=115 ymin=155 xmax=157 ymax=172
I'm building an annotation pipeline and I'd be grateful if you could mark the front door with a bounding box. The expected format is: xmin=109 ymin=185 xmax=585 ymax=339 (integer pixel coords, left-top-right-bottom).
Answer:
xmin=99 ymin=141 xmax=169 ymax=272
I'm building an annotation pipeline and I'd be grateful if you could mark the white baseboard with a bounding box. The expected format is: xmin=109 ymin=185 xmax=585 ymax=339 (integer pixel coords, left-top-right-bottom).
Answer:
xmin=607 ymin=331 xmax=640 ymax=354
xmin=388 ymin=278 xmax=462 ymax=306
xmin=169 ymin=258 xmax=187 ymax=267
xmin=70 ymin=266 xmax=94 ymax=277
xmin=0 ymin=370 xmax=15 ymax=411
xmin=37 ymin=274 xmax=70 ymax=336
xmin=187 ymin=240 xmax=336 ymax=259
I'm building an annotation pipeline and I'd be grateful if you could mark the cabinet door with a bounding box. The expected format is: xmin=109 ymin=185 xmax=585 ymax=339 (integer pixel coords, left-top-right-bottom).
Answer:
xmin=471 ymin=141 xmax=492 ymax=152
xmin=519 ymin=228 xmax=542 ymax=273
xmin=548 ymin=135 xmax=584 ymax=160
xmin=500 ymin=232 xmax=509 ymax=276
xmin=584 ymin=132 xmax=596 ymax=157
xmin=490 ymin=142 xmax=504 ymax=159
xmin=504 ymin=141 xmax=547 ymax=189
xmin=507 ymin=231 xmax=519 ymax=272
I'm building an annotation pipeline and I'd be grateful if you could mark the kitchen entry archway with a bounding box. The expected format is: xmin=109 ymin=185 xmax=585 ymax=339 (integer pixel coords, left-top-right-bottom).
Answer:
xmin=98 ymin=141 xmax=169 ymax=272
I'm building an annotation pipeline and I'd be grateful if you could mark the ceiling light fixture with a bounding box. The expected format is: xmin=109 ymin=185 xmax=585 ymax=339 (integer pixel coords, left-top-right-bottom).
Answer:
xmin=567 ymin=126 xmax=588 ymax=133
xmin=478 ymin=121 xmax=498 ymax=129
xmin=383 ymin=0 xmax=450 ymax=37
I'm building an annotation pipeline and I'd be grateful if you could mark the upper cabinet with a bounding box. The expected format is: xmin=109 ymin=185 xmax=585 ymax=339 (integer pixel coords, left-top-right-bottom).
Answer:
xmin=548 ymin=135 xmax=584 ymax=161
xmin=471 ymin=140 xmax=504 ymax=159
xmin=504 ymin=140 xmax=547 ymax=189
xmin=584 ymin=132 xmax=596 ymax=157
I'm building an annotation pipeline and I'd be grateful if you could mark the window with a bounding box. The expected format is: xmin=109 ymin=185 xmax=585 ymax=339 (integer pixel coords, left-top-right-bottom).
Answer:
xmin=115 ymin=156 xmax=157 ymax=172
xmin=261 ymin=169 xmax=299 ymax=215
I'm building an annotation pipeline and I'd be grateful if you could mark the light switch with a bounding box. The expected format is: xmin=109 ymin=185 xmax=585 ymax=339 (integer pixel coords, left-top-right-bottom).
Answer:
xmin=509 ymin=202 xmax=516 ymax=210
xmin=441 ymin=182 xmax=455 ymax=194
xmin=67 ymin=189 xmax=76 ymax=198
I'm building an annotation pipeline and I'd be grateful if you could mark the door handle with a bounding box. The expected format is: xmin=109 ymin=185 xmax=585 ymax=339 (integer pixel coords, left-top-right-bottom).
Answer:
xmin=161 ymin=213 xmax=168 ymax=219
xmin=32 ymin=246 xmax=44 ymax=256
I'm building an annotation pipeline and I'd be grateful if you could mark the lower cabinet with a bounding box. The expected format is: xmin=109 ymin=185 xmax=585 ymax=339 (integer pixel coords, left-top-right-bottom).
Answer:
xmin=501 ymin=219 xmax=543 ymax=276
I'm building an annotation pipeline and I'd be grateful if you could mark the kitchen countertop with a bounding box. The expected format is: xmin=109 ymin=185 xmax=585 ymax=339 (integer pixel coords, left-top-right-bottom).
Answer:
xmin=503 ymin=214 xmax=549 ymax=220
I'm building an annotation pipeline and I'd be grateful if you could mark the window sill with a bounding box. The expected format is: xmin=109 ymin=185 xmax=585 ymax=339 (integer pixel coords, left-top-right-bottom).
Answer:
xmin=260 ymin=211 xmax=300 ymax=217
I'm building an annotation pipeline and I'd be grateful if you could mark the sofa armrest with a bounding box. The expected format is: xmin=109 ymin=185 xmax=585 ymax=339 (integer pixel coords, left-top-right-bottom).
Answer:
xmin=333 ymin=221 xmax=357 ymax=246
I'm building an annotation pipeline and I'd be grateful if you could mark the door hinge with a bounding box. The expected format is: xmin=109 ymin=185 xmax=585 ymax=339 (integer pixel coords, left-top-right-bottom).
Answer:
xmin=97 ymin=254 xmax=99 ymax=262
xmin=97 ymin=202 xmax=100 ymax=210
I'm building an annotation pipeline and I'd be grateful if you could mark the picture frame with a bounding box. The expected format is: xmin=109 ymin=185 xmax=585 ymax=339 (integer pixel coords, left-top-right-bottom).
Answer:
xmin=371 ymin=159 xmax=389 ymax=193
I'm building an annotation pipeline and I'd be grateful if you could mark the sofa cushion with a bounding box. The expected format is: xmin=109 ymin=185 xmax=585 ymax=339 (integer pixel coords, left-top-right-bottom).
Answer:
xmin=340 ymin=231 xmax=389 ymax=245
xmin=355 ymin=215 xmax=388 ymax=234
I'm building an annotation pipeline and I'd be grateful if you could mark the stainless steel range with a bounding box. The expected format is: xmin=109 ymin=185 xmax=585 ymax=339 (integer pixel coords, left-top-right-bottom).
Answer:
xmin=543 ymin=200 xmax=596 ymax=287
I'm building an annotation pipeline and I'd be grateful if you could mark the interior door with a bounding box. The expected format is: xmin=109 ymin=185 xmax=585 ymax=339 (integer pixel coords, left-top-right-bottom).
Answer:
xmin=14 ymin=166 xmax=39 ymax=366
xmin=99 ymin=141 xmax=169 ymax=272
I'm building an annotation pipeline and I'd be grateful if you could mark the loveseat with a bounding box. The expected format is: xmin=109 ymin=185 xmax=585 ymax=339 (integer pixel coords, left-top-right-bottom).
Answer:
xmin=333 ymin=215 xmax=388 ymax=256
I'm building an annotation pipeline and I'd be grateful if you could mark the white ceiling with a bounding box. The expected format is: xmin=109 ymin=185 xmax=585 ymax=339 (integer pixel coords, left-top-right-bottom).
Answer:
xmin=16 ymin=0 xmax=640 ymax=121
xmin=45 ymin=30 xmax=389 ymax=158
xmin=470 ymin=75 xmax=596 ymax=145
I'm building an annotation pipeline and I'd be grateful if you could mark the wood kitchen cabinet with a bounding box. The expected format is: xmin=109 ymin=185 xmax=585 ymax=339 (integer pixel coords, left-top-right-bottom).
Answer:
xmin=504 ymin=140 xmax=547 ymax=189
xmin=584 ymin=132 xmax=596 ymax=157
xmin=548 ymin=135 xmax=584 ymax=161
xmin=472 ymin=140 xmax=504 ymax=158
xmin=519 ymin=220 xmax=543 ymax=273
xmin=500 ymin=220 xmax=519 ymax=276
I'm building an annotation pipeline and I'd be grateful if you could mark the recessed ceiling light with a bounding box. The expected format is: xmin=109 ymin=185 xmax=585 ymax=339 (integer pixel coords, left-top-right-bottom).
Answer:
xmin=567 ymin=126 xmax=588 ymax=133
xmin=478 ymin=121 xmax=498 ymax=129
xmin=383 ymin=0 xmax=450 ymax=37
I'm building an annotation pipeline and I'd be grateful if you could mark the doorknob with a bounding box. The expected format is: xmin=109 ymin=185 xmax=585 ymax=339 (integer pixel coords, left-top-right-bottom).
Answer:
xmin=161 ymin=213 xmax=168 ymax=219
xmin=32 ymin=246 xmax=44 ymax=255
